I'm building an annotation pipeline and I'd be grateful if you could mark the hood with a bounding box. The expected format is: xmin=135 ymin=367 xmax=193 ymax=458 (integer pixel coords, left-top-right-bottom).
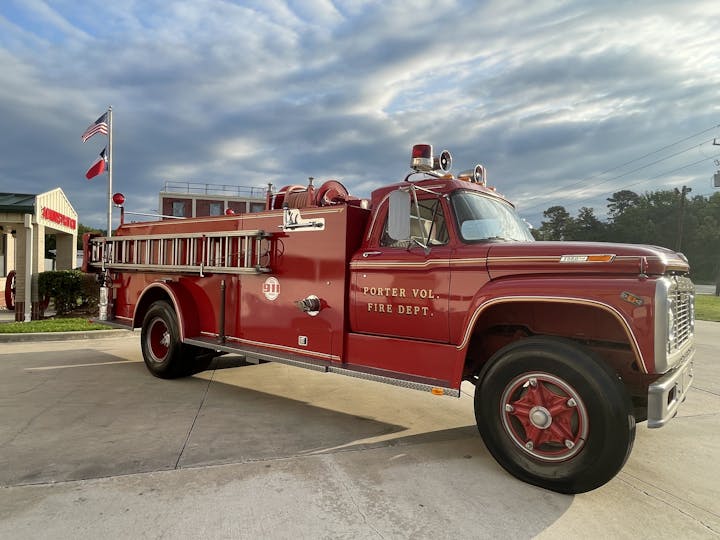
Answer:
xmin=486 ymin=241 xmax=689 ymax=280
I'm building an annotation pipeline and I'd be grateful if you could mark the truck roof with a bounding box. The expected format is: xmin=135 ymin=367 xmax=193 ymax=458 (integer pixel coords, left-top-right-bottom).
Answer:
xmin=370 ymin=175 xmax=514 ymax=210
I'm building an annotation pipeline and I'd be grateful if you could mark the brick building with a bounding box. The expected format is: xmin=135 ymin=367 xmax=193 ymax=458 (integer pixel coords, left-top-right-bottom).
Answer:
xmin=159 ymin=181 xmax=267 ymax=219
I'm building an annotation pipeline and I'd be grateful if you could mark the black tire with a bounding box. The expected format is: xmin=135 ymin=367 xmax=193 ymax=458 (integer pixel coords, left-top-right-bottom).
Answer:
xmin=5 ymin=271 xmax=16 ymax=310
xmin=475 ymin=337 xmax=635 ymax=494
xmin=141 ymin=301 xmax=196 ymax=379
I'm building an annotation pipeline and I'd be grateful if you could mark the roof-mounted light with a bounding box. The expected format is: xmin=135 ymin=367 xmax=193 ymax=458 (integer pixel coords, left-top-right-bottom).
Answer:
xmin=410 ymin=144 xmax=453 ymax=176
xmin=411 ymin=144 xmax=433 ymax=171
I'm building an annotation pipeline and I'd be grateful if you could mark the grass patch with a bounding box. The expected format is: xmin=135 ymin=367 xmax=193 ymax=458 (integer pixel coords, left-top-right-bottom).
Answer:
xmin=695 ymin=294 xmax=720 ymax=322
xmin=0 ymin=317 xmax=107 ymax=333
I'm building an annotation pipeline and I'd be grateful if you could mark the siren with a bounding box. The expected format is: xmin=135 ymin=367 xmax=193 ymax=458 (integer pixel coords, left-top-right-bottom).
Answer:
xmin=433 ymin=150 xmax=452 ymax=173
xmin=458 ymin=164 xmax=486 ymax=185
xmin=411 ymin=144 xmax=433 ymax=171
xmin=473 ymin=164 xmax=487 ymax=186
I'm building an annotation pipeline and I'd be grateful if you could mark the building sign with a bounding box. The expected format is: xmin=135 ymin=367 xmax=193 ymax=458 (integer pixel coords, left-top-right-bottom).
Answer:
xmin=41 ymin=207 xmax=77 ymax=230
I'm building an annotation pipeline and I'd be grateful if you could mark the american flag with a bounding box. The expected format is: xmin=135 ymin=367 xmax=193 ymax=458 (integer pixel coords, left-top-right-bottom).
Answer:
xmin=81 ymin=112 xmax=109 ymax=142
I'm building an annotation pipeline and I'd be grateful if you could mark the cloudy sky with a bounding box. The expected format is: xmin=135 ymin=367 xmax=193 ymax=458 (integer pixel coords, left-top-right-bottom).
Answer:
xmin=1 ymin=0 xmax=719 ymax=229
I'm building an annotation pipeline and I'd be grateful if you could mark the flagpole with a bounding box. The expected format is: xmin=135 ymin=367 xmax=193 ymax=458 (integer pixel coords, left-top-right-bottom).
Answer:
xmin=107 ymin=106 xmax=113 ymax=238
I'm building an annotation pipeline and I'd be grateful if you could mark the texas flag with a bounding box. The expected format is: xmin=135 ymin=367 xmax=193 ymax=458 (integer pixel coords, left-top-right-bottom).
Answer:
xmin=85 ymin=147 xmax=107 ymax=180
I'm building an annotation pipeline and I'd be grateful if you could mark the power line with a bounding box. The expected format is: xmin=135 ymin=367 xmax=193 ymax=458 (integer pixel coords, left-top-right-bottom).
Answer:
xmin=523 ymin=137 xmax=715 ymax=213
xmin=602 ymin=153 xmax=720 ymax=194
xmin=524 ymin=152 xmax=720 ymax=219
xmin=569 ymin=139 xmax=713 ymax=196
xmin=521 ymin=123 xmax=720 ymax=214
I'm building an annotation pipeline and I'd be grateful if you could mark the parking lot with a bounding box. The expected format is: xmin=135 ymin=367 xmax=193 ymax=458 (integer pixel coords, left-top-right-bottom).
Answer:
xmin=0 ymin=322 xmax=718 ymax=539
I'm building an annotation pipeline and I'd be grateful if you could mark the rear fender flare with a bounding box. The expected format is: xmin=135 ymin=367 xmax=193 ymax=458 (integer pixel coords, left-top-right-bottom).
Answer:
xmin=133 ymin=282 xmax=199 ymax=341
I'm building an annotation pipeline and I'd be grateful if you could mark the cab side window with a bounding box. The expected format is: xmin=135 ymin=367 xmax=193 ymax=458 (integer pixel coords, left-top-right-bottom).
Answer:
xmin=380 ymin=198 xmax=449 ymax=248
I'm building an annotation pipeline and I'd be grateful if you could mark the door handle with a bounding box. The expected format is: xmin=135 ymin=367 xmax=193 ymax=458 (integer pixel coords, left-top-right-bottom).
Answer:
xmin=362 ymin=251 xmax=382 ymax=258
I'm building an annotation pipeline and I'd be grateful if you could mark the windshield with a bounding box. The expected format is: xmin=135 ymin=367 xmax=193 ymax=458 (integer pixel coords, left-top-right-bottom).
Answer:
xmin=450 ymin=190 xmax=534 ymax=243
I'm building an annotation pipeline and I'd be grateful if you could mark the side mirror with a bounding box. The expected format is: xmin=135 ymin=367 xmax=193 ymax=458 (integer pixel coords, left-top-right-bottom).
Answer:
xmin=387 ymin=190 xmax=411 ymax=241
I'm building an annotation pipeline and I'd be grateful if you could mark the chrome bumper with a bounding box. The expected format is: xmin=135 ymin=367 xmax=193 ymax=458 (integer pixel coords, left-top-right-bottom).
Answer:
xmin=647 ymin=346 xmax=694 ymax=428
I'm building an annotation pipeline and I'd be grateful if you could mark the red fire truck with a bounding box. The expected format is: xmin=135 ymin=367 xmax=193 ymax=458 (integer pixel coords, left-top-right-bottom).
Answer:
xmin=83 ymin=144 xmax=695 ymax=493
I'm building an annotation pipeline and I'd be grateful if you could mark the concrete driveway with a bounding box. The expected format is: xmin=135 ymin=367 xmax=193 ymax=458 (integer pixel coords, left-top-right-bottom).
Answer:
xmin=0 ymin=323 xmax=718 ymax=539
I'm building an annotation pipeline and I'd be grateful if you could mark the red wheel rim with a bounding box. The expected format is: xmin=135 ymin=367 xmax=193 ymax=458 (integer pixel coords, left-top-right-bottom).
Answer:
xmin=500 ymin=372 xmax=588 ymax=462
xmin=5 ymin=271 xmax=16 ymax=310
xmin=147 ymin=317 xmax=170 ymax=362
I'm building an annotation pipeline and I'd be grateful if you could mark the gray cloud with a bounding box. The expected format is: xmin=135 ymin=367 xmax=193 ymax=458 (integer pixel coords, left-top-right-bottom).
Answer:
xmin=0 ymin=0 xmax=718 ymax=230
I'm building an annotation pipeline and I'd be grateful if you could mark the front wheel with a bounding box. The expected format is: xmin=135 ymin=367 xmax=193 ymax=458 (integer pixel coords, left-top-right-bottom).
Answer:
xmin=475 ymin=337 xmax=635 ymax=494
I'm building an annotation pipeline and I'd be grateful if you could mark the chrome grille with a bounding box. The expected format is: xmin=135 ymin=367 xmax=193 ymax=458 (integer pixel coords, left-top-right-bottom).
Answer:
xmin=669 ymin=277 xmax=694 ymax=354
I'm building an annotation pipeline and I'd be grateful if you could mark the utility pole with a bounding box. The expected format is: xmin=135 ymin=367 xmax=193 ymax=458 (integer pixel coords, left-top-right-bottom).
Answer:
xmin=674 ymin=185 xmax=691 ymax=252
xmin=715 ymin=140 xmax=720 ymax=295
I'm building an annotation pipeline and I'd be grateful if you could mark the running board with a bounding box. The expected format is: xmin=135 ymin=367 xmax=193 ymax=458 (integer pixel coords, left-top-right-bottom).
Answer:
xmin=184 ymin=336 xmax=459 ymax=397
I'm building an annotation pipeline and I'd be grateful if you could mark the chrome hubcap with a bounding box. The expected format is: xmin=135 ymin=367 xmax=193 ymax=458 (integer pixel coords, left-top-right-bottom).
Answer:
xmin=529 ymin=406 xmax=552 ymax=429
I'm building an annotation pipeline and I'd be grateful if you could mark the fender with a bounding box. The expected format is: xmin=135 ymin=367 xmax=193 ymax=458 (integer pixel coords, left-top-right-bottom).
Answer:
xmin=456 ymin=275 xmax=658 ymax=374
xmin=133 ymin=281 xmax=201 ymax=341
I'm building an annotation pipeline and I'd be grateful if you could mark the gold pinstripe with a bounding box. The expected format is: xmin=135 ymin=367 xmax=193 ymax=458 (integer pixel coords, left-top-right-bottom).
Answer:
xmin=457 ymin=295 xmax=648 ymax=373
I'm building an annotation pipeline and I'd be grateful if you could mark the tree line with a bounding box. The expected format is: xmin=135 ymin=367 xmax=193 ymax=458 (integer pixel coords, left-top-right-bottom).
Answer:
xmin=532 ymin=188 xmax=720 ymax=284
xmin=55 ymin=190 xmax=720 ymax=285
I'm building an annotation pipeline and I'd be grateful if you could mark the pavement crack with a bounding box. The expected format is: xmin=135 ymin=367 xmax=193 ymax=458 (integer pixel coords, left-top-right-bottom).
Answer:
xmin=326 ymin=457 xmax=386 ymax=539
xmin=173 ymin=368 xmax=216 ymax=470
xmin=10 ymin=378 xmax=50 ymax=396
xmin=618 ymin=473 xmax=720 ymax=534
xmin=0 ymin=387 xmax=77 ymax=450
xmin=692 ymin=386 xmax=720 ymax=398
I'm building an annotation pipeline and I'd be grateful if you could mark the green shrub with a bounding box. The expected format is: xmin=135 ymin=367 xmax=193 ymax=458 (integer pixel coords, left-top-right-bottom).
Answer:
xmin=38 ymin=270 xmax=99 ymax=315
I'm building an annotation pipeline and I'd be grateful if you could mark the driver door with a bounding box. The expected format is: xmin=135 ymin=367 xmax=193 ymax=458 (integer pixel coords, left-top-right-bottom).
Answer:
xmin=350 ymin=195 xmax=451 ymax=343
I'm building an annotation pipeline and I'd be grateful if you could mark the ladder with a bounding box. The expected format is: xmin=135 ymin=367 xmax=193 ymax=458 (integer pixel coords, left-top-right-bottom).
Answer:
xmin=88 ymin=230 xmax=273 ymax=275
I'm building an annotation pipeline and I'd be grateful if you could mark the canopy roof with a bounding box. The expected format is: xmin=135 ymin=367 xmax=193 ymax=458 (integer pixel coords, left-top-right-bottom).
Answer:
xmin=0 ymin=193 xmax=36 ymax=214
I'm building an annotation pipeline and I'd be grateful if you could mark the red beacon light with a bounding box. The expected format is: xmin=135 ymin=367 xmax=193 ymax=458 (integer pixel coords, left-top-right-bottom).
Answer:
xmin=112 ymin=192 xmax=125 ymax=207
xmin=410 ymin=144 xmax=452 ymax=175
xmin=411 ymin=144 xmax=433 ymax=171
xmin=225 ymin=208 xmax=236 ymax=215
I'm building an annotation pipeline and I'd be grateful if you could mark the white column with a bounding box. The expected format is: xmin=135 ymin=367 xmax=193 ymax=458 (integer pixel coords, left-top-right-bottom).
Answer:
xmin=23 ymin=214 xmax=33 ymax=322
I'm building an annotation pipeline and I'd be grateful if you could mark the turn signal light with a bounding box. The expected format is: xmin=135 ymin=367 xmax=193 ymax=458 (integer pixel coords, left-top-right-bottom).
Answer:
xmin=431 ymin=387 xmax=445 ymax=396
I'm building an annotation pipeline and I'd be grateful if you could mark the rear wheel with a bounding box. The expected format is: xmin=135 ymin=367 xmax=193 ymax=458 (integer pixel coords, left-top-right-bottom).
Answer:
xmin=141 ymin=300 xmax=209 ymax=378
xmin=475 ymin=337 xmax=635 ymax=494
